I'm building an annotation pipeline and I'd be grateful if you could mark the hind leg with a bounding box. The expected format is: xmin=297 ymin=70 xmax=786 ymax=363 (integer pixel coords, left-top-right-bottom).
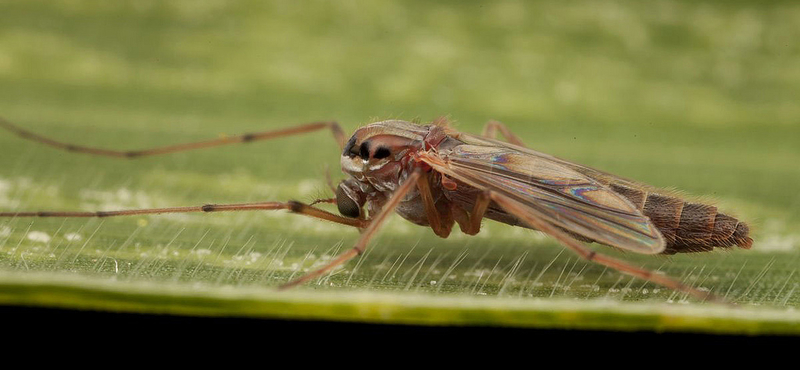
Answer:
xmin=482 ymin=120 xmax=527 ymax=147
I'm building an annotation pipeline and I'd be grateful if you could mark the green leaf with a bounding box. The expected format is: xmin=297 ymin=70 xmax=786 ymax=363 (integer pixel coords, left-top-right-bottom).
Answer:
xmin=1 ymin=0 xmax=799 ymax=335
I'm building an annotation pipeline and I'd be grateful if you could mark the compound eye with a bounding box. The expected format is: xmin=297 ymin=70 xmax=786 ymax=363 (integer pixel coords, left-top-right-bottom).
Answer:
xmin=343 ymin=136 xmax=359 ymax=158
xmin=336 ymin=183 xmax=361 ymax=218
xmin=372 ymin=146 xmax=391 ymax=159
xmin=358 ymin=141 xmax=370 ymax=159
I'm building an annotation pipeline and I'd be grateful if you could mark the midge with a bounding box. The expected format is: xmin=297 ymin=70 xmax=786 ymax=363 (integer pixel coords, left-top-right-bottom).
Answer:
xmin=0 ymin=117 xmax=752 ymax=301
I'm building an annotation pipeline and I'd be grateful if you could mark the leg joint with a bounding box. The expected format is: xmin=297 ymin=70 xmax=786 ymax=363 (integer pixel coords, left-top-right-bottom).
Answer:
xmin=287 ymin=200 xmax=304 ymax=213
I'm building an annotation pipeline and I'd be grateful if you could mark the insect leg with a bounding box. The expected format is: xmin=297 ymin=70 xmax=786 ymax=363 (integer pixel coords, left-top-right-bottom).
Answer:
xmin=414 ymin=171 xmax=454 ymax=238
xmin=453 ymin=191 xmax=491 ymax=235
xmin=489 ymin=192 xmax=722 ymax=303
xmin=481 ymin=120 xmax=527 ymax=147
xmin=0 ymin=201 xmax=366 ymax=228
xmin=277 ymin=170 xmax=423 ymax=290
xmin=0 ymin=116 xmax=347 ymax=157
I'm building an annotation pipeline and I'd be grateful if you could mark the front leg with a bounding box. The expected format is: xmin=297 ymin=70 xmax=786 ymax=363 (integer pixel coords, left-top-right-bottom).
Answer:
xmin=0 ymin=117 xmax=347 ymax=158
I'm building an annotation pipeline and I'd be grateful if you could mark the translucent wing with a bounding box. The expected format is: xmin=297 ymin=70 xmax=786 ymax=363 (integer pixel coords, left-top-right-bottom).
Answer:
xmin=456 ymin=133 xmax=647 ymax=189
xmin=421 ymin=134 xmax=665 ymax=254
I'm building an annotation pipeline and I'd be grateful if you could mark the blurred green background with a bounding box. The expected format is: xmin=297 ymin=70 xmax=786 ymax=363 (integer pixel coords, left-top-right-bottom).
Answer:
xmin=0 ymin=1 xmax=799 ymax=333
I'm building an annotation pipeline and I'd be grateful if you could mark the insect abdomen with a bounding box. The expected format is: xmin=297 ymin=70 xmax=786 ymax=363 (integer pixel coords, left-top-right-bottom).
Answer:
xmin=609 ymin=184 xmax=753 ymax=254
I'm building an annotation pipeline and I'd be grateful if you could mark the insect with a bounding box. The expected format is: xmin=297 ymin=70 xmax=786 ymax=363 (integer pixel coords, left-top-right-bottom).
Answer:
xmin=0 ymin=117 xmax=752 ymax=301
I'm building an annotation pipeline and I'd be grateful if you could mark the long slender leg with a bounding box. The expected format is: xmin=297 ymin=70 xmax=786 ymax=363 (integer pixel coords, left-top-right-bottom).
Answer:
xmin=414 ymin=171 xmax=453 ymax=238
xmin=0 ymin=201 xmax=366 ymax=228
xmin=482 ymin=120 xmax=527 ymax=147
xmin=0 ymin=116 xmax=347 ymax=157
xmin=489 ymin=191 xmax=722 ymax=303
xmin=277 ymin=170 xmax=423 ymax=290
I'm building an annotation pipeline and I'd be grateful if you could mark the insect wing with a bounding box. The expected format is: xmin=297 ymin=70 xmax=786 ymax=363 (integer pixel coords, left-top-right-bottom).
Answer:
xmin=454 ymin=132 xmax=657 ymax=188
xmin=420 ymin=142 xmax=665 ymax=254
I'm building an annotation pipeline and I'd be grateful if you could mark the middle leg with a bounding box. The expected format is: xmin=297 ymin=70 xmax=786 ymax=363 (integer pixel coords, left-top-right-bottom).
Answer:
xmin=278 ymin=169 xmax=424 ymax=290
xmin=452 ymin=190 xmax=491 ymax=236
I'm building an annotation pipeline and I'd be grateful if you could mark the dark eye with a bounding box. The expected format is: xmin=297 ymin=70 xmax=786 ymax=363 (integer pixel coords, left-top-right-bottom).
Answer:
xmin=344 ymin=136 xmax=358 ymax=157
xmin=373 ymin=147 xmax=391 ymax=159
xmin=359 ymin=141 xmax=370 ymax=159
